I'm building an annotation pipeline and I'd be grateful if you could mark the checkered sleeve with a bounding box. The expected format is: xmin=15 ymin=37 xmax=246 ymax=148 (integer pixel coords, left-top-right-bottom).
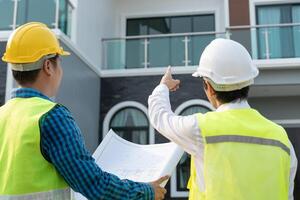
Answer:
xmin=40 ymin=105 xmax=155 ymax=200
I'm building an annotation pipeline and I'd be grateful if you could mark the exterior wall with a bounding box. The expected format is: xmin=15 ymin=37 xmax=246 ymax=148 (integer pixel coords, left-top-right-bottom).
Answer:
xmin=75 ymin=0 xmax=116 ymax=68
xmin=229 ymin=0 xmax=250 ymax=26
xmin=56 ymin=40 xmax=101 ymax=152
xmin=0 ymin=42 xmax=7 ymax=106
xmin=100 ymin=74 xmax=207 ymax=140
xmin=250 ymin=96 xmax=300 ymax=120
xmin=114 ymin=0 xmax=226 ymax=36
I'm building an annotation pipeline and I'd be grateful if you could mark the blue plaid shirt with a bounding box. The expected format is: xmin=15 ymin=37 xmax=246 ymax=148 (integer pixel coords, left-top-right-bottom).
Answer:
xmin=11 ymin=88 xmax=154 ymax=200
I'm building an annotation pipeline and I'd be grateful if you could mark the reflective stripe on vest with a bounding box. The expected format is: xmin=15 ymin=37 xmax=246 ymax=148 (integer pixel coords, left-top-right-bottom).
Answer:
xmin=0 ymin=97 xmax=68 ymax=195
xmin=188 ymin=108 xmax=291 ymax=200
xmin=206 ymin=135 xmax=290 ymax=155
xmin=0 ymin=188 xmax=71 ymax=200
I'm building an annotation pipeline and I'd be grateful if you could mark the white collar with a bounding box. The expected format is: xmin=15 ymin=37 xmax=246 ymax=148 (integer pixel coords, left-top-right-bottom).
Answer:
xmin=216 ymin=99 xmax=251 ymax=112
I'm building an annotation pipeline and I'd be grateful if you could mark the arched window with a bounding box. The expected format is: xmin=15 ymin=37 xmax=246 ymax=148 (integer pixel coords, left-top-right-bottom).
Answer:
xmin=103 ymin=101 xmax=155 ymax=144
xmin=171 ymin=99 xmax=214 ymax=197
xmin=109 ymin=107 xmax=149 ymax=144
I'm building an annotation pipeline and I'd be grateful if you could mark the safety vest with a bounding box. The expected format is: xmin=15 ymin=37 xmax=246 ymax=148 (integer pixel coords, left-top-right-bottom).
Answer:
xmin=0 ymin=97 xmax=70 ymax=199
xmin=187 ymin=108 xmax=291 ymax=200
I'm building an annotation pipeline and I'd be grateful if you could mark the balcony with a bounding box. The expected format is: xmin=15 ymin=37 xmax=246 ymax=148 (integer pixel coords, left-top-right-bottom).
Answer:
xmin=0 ymin=0 xmax=73 ymax=36
xmin=102 ymin=23 xmax=300 ymax=71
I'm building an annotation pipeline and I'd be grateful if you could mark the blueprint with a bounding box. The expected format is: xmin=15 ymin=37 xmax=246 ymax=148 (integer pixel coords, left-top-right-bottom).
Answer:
xmin=73 ymin=129 xmax=184 ymax=200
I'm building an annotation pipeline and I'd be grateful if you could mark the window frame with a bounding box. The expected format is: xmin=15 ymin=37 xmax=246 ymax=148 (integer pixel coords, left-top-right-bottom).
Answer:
xmin=249 ymin=0 xmax=300 ymax=59
xmin=103 ymin=101 xmax=155 ymax=144
xmin=170 ymin=99 xmax=214 ymax=198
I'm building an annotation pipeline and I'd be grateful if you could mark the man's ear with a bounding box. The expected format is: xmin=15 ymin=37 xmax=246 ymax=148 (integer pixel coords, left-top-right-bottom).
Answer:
xmin=42 ymin=60 xmax=53 ymax=76
xmin=205 ymin=81 xmax=216 ymax=97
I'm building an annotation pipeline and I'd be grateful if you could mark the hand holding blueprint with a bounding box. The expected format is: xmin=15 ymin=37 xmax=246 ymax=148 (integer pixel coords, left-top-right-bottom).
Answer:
xmin=73 ymin=129 xmax=184 ymax=200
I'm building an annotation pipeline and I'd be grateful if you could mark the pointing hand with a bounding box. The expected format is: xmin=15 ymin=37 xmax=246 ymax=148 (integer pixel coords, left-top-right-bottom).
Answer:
xmin=160 ymin=66 xmax=181 ymax=92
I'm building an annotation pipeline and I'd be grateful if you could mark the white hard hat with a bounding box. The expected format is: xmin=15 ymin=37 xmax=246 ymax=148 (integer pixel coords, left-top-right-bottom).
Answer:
xmin=192 ymin=38 xmax=259 ymax=91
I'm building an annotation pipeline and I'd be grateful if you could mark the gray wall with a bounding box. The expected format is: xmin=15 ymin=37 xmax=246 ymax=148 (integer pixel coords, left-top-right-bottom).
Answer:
xmin=100 ymin=74 xmax=208 ymax=143
xmin=56 ymin=41 xmax=101 ymax=152
xmin=0 ymin=42 xmax=7 ymax=106
xmin=249 ymin=96 xmax=300 ymax=120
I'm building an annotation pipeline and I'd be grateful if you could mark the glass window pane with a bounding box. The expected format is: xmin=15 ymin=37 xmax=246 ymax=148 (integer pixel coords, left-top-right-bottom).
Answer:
xmin=17 ymin=0 xmax=56 ymax=28
xmin=58 ymin=0 xmax=72 ymax=36
xmin=191 ymin=35 xmax=215 ymax=65
xmin=176 ymin=153 xmax=190 ymax=191
xmin=176 ymin=104 xmax=211 ymax=191
xmin=104 ymin=40 xmax=126 ymax=69
xmin=148 ymin=17 xmax=170 ymax=35
xmin=170 ymin=36 xmax=186 ymax=66
xmin=193 ymin=15 xmax=215 ymax=32
xmin=257 ymin=6 xmax=281 ymax=59
xmin=66 ymin=4 xmax=72 ymax=36
xmin=110 ymin=108 xmax=149 ymax=144
xmin=292 ymin=5 xmax=300 ymax=57
xmin=148 ymin=37 xmax=170 ymax=67
xmin=125 ymin=14 xmax=215 ymax=68
xmin=170 ymin=16 xmax=192 ymax=33
xmin=126 ymin=39 xmax=145 ymax=68
xmin=127 ymin=19 xmax=148 ymax=36
xmin=111 ymin=108 xmax=148 ymax=127
xmin=0 ymin=0 xmax=14 ymax=30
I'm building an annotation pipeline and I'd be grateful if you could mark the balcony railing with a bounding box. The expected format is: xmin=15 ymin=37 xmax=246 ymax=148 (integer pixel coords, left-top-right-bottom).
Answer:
xmin=102 ymin=23 xmax=300 ymax=70
xmin=0 ymin=0 xmax=73 ymax=36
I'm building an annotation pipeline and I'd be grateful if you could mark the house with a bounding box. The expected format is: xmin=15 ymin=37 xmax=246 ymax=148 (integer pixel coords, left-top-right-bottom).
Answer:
xmin=0 ymin=0 xmax=299 ymax=199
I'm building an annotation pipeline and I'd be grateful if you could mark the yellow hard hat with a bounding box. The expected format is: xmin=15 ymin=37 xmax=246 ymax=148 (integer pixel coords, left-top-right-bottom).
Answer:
xmin=2 ymin=22 xmax=70 ymax=64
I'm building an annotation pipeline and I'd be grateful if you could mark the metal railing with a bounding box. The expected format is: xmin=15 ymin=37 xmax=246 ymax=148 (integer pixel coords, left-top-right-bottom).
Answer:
xmin=0 ymin=0 xmax=73 ymax=36
xmin=227 ymin=23 xmax=300 ymax=60
xmin=102 ymin=23 xmax=300 ymax=70
xmin=102 ymin=31 xmax=227 ymax=70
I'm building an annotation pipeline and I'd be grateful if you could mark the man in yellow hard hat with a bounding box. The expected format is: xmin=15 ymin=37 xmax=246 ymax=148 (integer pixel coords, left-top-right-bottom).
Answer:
xmin=148 ymin=39 xmax=297 ymax=200
xmin=0 ymin=22 xmax=168 ymax=200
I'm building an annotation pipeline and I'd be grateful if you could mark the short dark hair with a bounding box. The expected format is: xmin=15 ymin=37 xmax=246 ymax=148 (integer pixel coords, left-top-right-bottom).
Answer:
xmin=12 ymin=69 xmax=41 ymax=85
xmin=12 ymin=55 xmax=59 ymax=85
xmin=203 ymin=79 xmax=250 ymax=103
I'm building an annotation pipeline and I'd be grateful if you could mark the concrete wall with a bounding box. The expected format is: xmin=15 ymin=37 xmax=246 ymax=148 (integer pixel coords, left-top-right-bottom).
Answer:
xmin=0 ymin=42 xmax=7 ymax=106
xmin=56 ymin=40 xmax=101 ymax=152
xmin=75 ymin=0 xmax=116 ymax=68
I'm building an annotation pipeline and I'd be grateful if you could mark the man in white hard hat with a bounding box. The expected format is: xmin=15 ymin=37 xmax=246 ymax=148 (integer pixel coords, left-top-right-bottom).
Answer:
xmin=148 ymin=38 xmax=297 ymax=200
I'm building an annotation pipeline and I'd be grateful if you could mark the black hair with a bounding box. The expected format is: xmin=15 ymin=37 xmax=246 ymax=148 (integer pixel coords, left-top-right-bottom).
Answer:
xmin=12 ymin=69 xmax=41 ymax=85
xmin=12 ymin=55 xmax=59 ymax=85
xmin=203 ymin=79 xmax=249 ymax=103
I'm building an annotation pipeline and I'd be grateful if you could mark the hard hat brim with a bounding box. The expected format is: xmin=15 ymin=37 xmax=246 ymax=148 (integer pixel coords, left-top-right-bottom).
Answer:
xmin=60 ymin=50 xmax=71 ymax=56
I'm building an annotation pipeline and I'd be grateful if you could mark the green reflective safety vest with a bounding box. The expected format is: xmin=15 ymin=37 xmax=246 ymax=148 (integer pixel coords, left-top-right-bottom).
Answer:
xmin=187 ymin=108 xmax=291 ymax=200
xmin=0 ymin=97 xmax=70 ymax=199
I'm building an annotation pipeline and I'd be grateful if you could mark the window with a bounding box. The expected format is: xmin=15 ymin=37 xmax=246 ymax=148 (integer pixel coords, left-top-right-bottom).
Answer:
xmin=256 ymin=4 xmax=300 ymax=59
xmin=176 ymin=105 xmax=211 ymax=192
xmin=109 ymin=107 xmax=149 ymax=144
xmin=17 ymin=0 xmax=57 ymax=28
xmin=125 ymin=14 xmax=215 ymax=69
xmin=126 ymin=15 xmax=215 ymax=36
xmin=1 ymin=0 xmax=73 ymax=36
xmin=0 ymin=0 xmax=14 ymax=30
xmin=103 ymin=101 xmax=155 ymax=145
xmin=171 ymin=100 xmax=214 ymax=197
xmin=59 ymin=0 xmax=73 ymax=37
